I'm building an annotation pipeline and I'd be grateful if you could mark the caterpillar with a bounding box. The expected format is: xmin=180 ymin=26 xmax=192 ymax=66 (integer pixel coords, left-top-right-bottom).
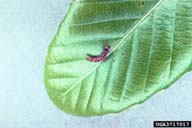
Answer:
xmin=86 ymin=44 xmax=110 ymax=62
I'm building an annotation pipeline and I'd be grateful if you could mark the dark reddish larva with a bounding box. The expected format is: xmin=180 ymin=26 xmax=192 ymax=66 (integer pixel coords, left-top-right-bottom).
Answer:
xmin=86 ymin=44 xmax=110 ymax=62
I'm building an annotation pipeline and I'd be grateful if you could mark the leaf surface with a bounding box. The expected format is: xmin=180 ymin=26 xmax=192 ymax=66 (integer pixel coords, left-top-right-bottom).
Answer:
xmin=44 ymin=0 xmax=192 ymax=116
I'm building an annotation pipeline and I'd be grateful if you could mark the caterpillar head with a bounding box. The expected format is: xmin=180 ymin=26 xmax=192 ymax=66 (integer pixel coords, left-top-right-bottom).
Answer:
xmin=104 ymin=44 xmax=110 ymax=51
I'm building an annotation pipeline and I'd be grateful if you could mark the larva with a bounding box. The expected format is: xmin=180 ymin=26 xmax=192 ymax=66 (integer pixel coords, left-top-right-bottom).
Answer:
xmin=86 ymin=44 xmax=110 ymax=62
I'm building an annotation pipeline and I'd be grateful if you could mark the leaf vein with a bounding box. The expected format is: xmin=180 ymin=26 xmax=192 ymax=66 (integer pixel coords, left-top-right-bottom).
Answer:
xmin=168 ymin=2 xmax=177 ymax=80
xmin=69 ymin=17 xmax=140 ymax=27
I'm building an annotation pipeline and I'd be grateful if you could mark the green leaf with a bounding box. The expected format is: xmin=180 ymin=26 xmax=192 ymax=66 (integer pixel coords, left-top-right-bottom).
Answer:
xmin=44 ymin=0 xmax=192 ymax=116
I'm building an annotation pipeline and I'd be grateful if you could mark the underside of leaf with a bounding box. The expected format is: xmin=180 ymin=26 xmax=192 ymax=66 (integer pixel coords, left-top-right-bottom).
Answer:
xmin=44 ymin=0 xmax=192 ymax=116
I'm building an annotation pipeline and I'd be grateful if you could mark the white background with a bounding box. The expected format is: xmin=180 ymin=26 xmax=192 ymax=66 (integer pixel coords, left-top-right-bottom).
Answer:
xmin=0 ymin=0 xmax=191 ymax=127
